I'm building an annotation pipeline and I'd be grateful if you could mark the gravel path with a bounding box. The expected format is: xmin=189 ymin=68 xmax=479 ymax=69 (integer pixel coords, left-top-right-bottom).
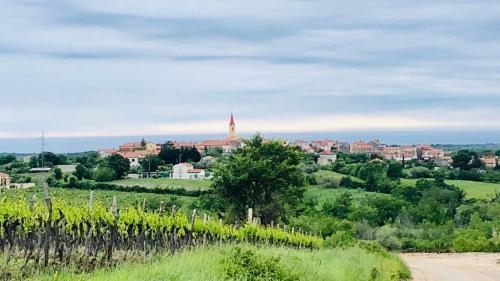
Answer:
xmin=400 ymin=253 xmax=500 ymax=281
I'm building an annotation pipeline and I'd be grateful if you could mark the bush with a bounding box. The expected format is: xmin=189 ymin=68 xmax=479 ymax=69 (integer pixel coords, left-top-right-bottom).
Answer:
xmin=340 ymin=176 xmax=364 ymax=189
xmin=406 ymin=167 xmax=432 ymax=179
xmin=221 ymin=247 xmax=297 ymax=281
xmin=94 ymin=167 xmax=115 ymax=182
xmin=375 ymin=225 xmax=402 ymax=250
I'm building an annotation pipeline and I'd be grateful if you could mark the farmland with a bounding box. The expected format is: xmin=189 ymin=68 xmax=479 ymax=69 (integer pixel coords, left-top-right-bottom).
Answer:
xmin=1 ymin=186 xmax=197 ymax=211
xmin=110 ymin=178 xmax=212 ymax=191
xmin=401 ymin=178 xmax=500 ymax=200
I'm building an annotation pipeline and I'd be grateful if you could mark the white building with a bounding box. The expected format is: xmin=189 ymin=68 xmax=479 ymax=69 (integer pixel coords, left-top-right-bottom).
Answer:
xmin=172 ymin=163 xmax=206 ymax=180
xmin=317 ymin=152 xmax=337 ymax=165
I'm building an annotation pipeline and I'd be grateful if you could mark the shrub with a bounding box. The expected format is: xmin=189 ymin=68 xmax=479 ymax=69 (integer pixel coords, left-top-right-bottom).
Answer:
xmin=221 ymin=247 xmax=297 ymax=281
xmin=94 ymin=167 xmax=115 ymax=182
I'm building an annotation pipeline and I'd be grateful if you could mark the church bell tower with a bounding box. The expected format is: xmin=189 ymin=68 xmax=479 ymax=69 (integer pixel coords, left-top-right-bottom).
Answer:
xmin=228 ymin=113 xmax=237 ymax=140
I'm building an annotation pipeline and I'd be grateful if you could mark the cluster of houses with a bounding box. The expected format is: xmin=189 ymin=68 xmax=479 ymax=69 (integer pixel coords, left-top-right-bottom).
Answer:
xmin=291 ymin=139 xmax=454 ymax=166
xmin=99 ymin=114 xmax=242 ymax=180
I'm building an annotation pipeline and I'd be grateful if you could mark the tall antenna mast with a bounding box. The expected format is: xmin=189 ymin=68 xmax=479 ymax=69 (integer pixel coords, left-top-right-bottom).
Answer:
xmin=41 ymin=130 xmax=45 ymax=168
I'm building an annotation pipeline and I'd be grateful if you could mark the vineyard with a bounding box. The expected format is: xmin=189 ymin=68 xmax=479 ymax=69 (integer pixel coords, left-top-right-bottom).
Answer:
xmin=0 ymin=185 xmax=322 ymax=279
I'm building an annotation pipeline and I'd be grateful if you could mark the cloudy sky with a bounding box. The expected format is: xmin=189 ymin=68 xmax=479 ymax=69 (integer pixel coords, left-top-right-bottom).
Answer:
xmin=1 ymin=0 xmax=500 ymax=138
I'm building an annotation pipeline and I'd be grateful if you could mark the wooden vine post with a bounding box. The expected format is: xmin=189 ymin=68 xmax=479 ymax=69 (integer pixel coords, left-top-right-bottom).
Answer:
xmin=43 ymin=183 xmax=52 ymax=267
xmin=247 ymin=208 xmax=253 ymax=224
xmin=107 ymin=196 xmax=118 ymax=263
xmin=85 ymin=191 xmax=95 ymax=258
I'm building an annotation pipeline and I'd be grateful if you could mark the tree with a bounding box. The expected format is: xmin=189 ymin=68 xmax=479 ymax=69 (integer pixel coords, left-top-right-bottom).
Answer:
xmin=52 ymin=167 xmax=63 ymax=180
xmin=496 ymin=150 xmax=500 ymax=157
xmin=158 ymin=142 xmax=179 ymax=164
xmin=141 ymin=138 xmax=147 ymax=148
xmin=387 ymin=162 xmax=403 ymax=180
xmin=29 ymin=152 xmax=64 ymax=167
xmin=74 ymin=164 xmax=91 ymax=180
xmin=212 ymin=135 xmax=305 ymax=224
xmin=140 ymin=155 xmax=164 ymax=177
xmin=94 ymin=167 xmax=115 ymax=182
xmin=0 ymin=155 xmax=16 ymax=165
xmin=323 ymin=192 xmax=353 ymax=219
xmin=106 ymin=154 xmax=130 ymax=179
xmin=452 ymin=150 xmax=482 ymax=170
xmin=158 ymin=142 xmax=201 ymax=164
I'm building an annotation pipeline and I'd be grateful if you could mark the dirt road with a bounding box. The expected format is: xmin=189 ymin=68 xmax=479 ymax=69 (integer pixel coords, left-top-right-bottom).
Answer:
xmin=400 ymin=253 xmax=500 ymax=281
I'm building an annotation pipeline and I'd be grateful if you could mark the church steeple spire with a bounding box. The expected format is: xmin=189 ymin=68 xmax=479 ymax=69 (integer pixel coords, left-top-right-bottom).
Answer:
xmin=228 ymin=113 xmax=237 ymax=139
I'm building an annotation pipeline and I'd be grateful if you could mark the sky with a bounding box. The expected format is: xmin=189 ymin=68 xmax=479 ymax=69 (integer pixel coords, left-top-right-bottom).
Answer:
xmin=1 ymin=0 xmax=500 ymax=139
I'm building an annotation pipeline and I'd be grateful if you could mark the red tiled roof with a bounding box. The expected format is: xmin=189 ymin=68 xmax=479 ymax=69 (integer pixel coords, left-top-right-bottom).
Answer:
xmin=320 ymin=151 xmax=335 ymax=155
xmin=0 ymin=172 xmax=9 ymax=178
xmin=101 ymin=148 xmax=118 ymax=153
xmin=187 ymin=169 xmax=204 ymax=173
xmin=117 ymin=151 xmax=151 ymax=158
xmin=200 ymin=140 xmax=230 ymax=146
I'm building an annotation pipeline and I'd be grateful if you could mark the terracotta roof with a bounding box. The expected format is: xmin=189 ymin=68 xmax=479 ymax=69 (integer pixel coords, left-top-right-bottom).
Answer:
xmin=320 ymin=151 xmax=335 ymax=155
xmin=229 ymin=113 xmax=235 ymax=126
xmin=101 ymin=148 xmax=118 ymax=154
xmin=200 ymin=140 xmax=230 ymax=146
xmin=117 ymin=151 xmax=151 ymax=158
xmin=0 ymin=172 xmax=9 ymax=178
xmin=187 ymin=169 xmax=204 ymax=173
xmin=175 ymin=163 xmax=194 ymax=168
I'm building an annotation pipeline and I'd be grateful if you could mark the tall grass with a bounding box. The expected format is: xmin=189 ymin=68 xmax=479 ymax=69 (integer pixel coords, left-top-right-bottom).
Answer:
xmin=28 ymin=244 xmax=410 ymax=281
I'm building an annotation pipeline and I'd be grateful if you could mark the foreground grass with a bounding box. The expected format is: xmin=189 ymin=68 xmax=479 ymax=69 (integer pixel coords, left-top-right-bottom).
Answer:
xmin=110 ymin=178 xmax=212 ymax=191
xmin=401 ymin=178 xmax=500 ymax=200
xmin=27 ymin=244 xmax=410 ymax=281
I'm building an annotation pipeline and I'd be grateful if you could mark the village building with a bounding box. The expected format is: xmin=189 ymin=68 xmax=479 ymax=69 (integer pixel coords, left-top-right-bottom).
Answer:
xmin=311 ymin=139 xmax=337 ymax=153
xmin=99 ymin=148 xmax=118 ymax=158
xmin=482 ymin=155 xmax=498 ymax=168
xmin=117 ymin=150 xmax=153 ymax=168
xmin=380 ymin=146 xmax=418 ymax=161
xmin=317 ymin=151 xmax=337 ymax=165
xmin=350 ymin=141 xmax=375 ymax=154
xmin=0 ymin=172 xmax=10 ymax=187
xmin=172 ymin=163 xmax=206 ymax=180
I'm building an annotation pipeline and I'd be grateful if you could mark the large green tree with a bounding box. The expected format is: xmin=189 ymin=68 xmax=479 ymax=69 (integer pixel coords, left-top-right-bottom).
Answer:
xmin=106 ymin=154 xmax=130 ymax=179
xmin=452 ymin=150 xmax=482 ymax=170
xmin=140 ymin=155 xmax=164 ymax=176
xmin=212 ymin=135 xmax=305 ymax=224
xmin=158 ymin=142 xmax=201 ymax=164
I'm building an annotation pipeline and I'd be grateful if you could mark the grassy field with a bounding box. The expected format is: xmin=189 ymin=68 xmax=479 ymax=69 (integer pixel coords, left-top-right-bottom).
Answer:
xmin=27 ymin=244 xmax=410 ymax=281
xmin=110 ymin=178 xmax=212 ymax=191
xmin=401 ymin=178 xmax=500 ymax=200
xmin=314 ymin=170 xmax=363 ymax=183
xmin=1 ymin=186 xmax=197 ymax=211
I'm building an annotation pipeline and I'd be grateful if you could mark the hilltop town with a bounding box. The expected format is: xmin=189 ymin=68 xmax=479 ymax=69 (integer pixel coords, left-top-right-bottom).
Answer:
xmin=86 ymin=114 xmax=497 ymax=182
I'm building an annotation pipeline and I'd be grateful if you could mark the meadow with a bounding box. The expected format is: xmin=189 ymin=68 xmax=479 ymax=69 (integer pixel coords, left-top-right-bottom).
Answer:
xmin=26 ymin=244 xmax=410 ymax=281
xmin=401 ymin=178 xmax=500 ymax=200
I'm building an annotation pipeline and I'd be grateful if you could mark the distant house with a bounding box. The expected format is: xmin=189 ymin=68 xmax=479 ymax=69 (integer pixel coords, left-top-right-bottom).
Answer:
xmin=197 ymin=139 xmax=240 ymax=154
xmin=99 ymin=148 xmax=118 ymax=158
xmin=0 ymin=172 xmax=10 ymax=187
xmin=56 ymin=165 xmax=78 ymax=173
xmin=317 ymin=151 xmax=337 ymax=165
xmin=311 ymin=140 xmax=337 ymax=153
xmin=117 ymin=150 xmax=151 ymax=168
xmin=350 ymin=141 xmax=375 ymax=153
xmin=380 ymin=146 xmax=417 ymax=161
xmin=172 ymin=163 xmax=206 ymax=180
xmin=482 ymin=156 xmax=498 ymax=168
